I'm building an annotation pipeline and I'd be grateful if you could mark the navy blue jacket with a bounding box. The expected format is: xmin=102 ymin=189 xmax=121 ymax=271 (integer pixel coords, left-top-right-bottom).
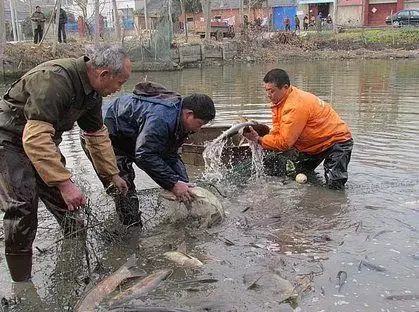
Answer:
xmin=102 ymin=83 xmax=189 ymax=190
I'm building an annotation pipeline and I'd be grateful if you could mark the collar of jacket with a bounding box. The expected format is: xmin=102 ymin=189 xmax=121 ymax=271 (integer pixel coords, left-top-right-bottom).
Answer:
xmin=76 ymin=56 xmax=94 ymax=96
xmin=271 ymin=85 xmax=293 ymax=108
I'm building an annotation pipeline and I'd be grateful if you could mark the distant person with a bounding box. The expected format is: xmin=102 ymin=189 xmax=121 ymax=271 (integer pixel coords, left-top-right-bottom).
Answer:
xmin=310 ymin=15 xmax=316 ymax=27
xmin=242 ymin=69 xmax=353 ymax=190
xmin=303 ymin=14 xmax=309 ymax=30
xmin=326 ymin=14 xmax=333 ymax=28
xmin=284 ymin=16 xmax=291 ymax=31
xmin=58 ymin=8 xmax=68 ymax=43
xmin=316 ymin=12 xmax=323 ymax=31
xmin=30 ymin=6 xmax=46 ymax=44
xmin=294 ymin=15 xmax=300 ymax=32
xmin=82 ymin=82 xmax=216 ymax=226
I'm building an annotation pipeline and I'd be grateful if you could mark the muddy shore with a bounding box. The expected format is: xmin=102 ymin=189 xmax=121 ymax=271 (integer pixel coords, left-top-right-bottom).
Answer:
xmin=2 ymin=29 xmax=418 ymax=77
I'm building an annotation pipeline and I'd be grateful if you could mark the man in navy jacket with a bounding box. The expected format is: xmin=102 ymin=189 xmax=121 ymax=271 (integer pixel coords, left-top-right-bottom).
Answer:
xmin=83 ymin=81 xmax=216 ymax=226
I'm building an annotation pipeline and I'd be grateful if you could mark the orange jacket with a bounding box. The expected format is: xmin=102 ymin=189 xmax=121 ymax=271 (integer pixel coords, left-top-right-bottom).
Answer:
xmin=260 ymin=86 xmax=352 ymax=155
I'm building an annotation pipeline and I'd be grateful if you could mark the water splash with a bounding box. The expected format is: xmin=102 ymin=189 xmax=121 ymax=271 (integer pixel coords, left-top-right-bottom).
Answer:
xmin=202 ymin=138 xmax=228 ymax=183
xmin=249 ymin=141 xmax=265 ymax=181
xmin=201 ymin=132 xmax=265 ymax=184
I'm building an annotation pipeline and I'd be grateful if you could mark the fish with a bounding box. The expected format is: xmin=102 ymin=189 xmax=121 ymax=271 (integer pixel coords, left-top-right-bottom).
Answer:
xmin=211 ymin=121 xmax=258 ymax=144
xmin=163 ymin=251 xmax=203 ymax=268
xmin=159 ymin=187 xmax=225 ymax=229
xmin=247 ymin=273 xmax=297 ymax=305
xmin=163 ymin=242 xmax=203 ymax=267
xmin=109 ymin=269 xmax=172 ymax=307
xmin=74 ymin=254 xmax=145 ymax=312
xmin=385 ymin=293 xmax=419 ymax=300
xmin=108 ymin=306 xmax=192 ymax=312
xmin=177 ymin=278 xmax=218 ymax=285
xmin=336 ymin=270 xmax=347 ymax=293
xmin=358 ymin=260 xmax=386 ymax=272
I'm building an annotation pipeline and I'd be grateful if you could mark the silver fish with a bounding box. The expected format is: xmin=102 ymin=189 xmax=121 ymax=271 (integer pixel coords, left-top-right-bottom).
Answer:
xmin=74 ymin=254 xmax=144 ymax=312
xmin=358 ymin=260 xmax=386 ymax=272
xmin=386 ymin=293 xmax=419 ymax=300
xmin=163 ymin=251 xmax=203 ymax=267
xmin=336 ymin=270 xmax=347 ymax=293
xmin=212 ymin=121 xmax=258 ymax=144
xmin=109 ymin=269 xmax=172 ymax=306
xmin=159 ymin=187 xmax=225 ymax=229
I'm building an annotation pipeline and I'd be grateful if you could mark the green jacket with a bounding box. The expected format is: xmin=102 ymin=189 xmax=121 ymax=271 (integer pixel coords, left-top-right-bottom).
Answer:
xmin=0 ymin=56 xmax=103 ymax=145
xmin=31 ymin=11 xmax=46 ymax=29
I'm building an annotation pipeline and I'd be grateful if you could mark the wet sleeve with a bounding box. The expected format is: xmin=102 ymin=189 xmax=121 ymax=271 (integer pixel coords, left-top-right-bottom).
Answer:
xmin=22 ymin=70 xmax=74 ymax=186
xmin=82 ymin=125 xmax=119 ymax=181
xmin=22 ymin=120 xmax=72 ymax=186
xmin=134 ymin=115 xmax=185 ymax=190
xmin=261 ymin=102 xmax=309 ymax=151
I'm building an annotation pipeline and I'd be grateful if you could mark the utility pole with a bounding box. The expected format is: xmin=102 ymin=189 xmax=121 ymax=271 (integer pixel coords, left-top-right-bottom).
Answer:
xmin=204 ymin=0 xmax=211 ymax=40
xmin=9 ymin=0 xmax=18 ymax=41
xmin=144 ymin=0 xmax=148 ymax=30
xmin=168 ymin=0 xmax=173 ymax=37
xmin=240 ymin=0 xmax=244 ymax=29
xmin=333 ymin=0 xmax=338 ymax=32
xmin=55 ymin=0 xmax=61 ymax=38
xmin=94 ymin=0 xmax=99 ymax=44
xmin=180 ymin=0 xmax=188 ymax=42
xmin=52 ymin=0 xmax=61 ymax=54
xmin=0 ymin=0 xmax=6 ymax=77
xmin=112 ymin=0 xmax=121 ymax=42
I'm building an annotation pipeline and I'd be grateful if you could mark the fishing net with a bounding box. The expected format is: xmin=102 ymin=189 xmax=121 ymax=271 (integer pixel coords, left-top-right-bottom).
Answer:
xmin=123 ymin=0 xmax=173 ymax=64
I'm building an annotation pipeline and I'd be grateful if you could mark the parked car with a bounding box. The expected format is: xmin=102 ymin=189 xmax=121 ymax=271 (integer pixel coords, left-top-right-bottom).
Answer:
xmin=385 ymin=9 xmax=419 ymax=26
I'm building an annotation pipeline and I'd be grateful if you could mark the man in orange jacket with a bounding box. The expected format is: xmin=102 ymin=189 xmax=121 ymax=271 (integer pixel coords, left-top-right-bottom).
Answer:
xmin=243 ymin=68 xmax=353 ymax=189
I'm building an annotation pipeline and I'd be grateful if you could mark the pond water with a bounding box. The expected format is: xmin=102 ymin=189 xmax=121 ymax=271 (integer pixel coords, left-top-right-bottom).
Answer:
xmin=0 ymin=59 xmax=418 ymax=312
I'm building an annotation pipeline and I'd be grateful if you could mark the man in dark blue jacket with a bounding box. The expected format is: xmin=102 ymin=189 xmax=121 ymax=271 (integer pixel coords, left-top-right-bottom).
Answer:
xmin=83 ymin=81 xmax=216 ymax=226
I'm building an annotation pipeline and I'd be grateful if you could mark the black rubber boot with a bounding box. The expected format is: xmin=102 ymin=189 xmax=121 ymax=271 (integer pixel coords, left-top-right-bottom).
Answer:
xmin=5 ymin=254 xmax=32 ymax=282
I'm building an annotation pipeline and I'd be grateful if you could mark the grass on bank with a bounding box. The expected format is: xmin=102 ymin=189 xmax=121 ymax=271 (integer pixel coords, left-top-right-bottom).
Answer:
xmin=302 ymin=27 xmax=419 ymax=49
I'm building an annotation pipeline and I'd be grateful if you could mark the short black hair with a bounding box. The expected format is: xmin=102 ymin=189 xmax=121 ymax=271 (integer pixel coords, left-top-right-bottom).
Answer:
xmin=35 ymin=5 xmax=40 ymax=8
xmin=182 ymin=93 xmax=215 ymax=122
xmin=263 ymin=69 xmax=290 ymax=88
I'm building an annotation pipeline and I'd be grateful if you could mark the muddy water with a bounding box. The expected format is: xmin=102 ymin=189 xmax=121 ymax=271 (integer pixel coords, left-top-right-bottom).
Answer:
xmin=0 ymin=59 xmax=418 ymax=312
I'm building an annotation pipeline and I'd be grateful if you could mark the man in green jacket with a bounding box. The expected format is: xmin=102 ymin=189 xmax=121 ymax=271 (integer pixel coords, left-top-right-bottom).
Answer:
xmin=0 ymin=45 xmax=130 ymax=286
xmin=30 ymin=6 xmax=46 ymax=44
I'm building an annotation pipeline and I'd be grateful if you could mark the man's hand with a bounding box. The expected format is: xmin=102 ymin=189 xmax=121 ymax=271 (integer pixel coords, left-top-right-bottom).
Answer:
xmin=57 ymin=179 xmax=86 ymax=211
xmin=242 ymin=126 xmax=260 ymax=143
xmin=110 ymin=175 xmax=128 ymax=196
xmin=171 ymin=181 xmax=196 ymax=203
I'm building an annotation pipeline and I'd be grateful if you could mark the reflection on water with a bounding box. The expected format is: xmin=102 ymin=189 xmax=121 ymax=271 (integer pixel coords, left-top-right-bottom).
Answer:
xmin=0 ymin=59 xmax=418 ymax=311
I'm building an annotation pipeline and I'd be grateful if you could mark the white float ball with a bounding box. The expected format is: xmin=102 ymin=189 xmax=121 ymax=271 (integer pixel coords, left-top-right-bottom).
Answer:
xmin=295 ymin=173 xmax=307 ymax=184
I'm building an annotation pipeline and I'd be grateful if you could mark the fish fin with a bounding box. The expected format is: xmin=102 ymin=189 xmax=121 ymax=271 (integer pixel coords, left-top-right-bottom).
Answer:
xmin=177 ymin=241 xmax=187 ymax=254
xmin=125 ymin=254 xmax=138 ymax=270
xmin=237 ymin=115 xmax=249 ymax=122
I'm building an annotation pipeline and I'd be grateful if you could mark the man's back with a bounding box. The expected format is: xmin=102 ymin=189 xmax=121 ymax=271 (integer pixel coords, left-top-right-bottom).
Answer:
xmin=265 ymin=86 xmax=351 ymax=154
xmin=103 ymin=93 xmax=185 ymax=156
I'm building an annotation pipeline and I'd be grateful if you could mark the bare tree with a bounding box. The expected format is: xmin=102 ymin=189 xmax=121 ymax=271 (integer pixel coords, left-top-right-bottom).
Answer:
xmin=73 ymin=0 xmax=88 ymax=21
xmin=246 ymin=0 xmax=266 ymax=25
xmin=200 ymin=0 xmax=211 ymax=39
xmin=112 ymin=0 xmax=121 ymax=42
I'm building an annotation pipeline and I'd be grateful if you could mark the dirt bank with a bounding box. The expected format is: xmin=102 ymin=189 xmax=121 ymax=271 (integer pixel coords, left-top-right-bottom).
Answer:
xmin=2 ymin=28 xmax=418 ymax=77
xmin=232 ymin=28 xmax=419 ymax=62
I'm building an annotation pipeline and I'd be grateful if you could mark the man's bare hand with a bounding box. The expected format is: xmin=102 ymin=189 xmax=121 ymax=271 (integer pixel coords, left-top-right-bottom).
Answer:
xmin=57 ymin=179 xmax=86 ymax=211
xmin=110 ymin=175 xmax=128 ymax=196
xmin=241 ymin=126 xmax=260 ymax=143
xmin=171 ymin=181 xmax=196 ymax=203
